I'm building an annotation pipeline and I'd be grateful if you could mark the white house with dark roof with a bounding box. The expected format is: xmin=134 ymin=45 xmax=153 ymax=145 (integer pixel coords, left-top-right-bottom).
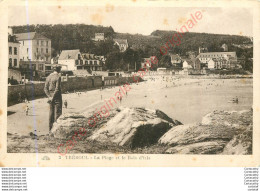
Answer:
xmin=58 ymin=49 xmax=82 ymax=71
xmin=14 ymin=32 xmax=51 ymax=62
xmin=114 ymin=39 xmax=128 ymax=52
xmin=196 ymin=52 xmax=237 ymax=64
xmin=58 ymin=50 xmax=104 ymax=71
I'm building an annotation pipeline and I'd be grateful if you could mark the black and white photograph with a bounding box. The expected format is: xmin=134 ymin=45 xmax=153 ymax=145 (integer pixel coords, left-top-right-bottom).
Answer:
xmin=1 ymin=0 xmax=259 ymax=167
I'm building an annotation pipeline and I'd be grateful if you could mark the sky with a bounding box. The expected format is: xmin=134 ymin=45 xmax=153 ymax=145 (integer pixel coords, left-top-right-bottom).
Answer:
xmin=8 ymin=6 xmax=253 ymax=37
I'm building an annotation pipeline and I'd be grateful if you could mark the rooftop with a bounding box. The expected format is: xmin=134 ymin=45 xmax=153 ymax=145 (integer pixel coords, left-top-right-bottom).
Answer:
xmin=197 ymin=52 xmax=237 ymax=58
xmin=15 ymin=32 xmax=50 ymax=41
xmin=59 ymin=49 xmax=80 ymax=60
xmin=114 ymin=39 xmax=128 ymax=45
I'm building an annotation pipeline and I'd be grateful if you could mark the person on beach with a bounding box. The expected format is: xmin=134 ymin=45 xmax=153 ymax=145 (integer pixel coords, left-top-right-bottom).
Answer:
xmin=25 ymin=105 xmax=29 ymax=116
xmin=64 ymin=100 xmax=68 ymax=109
xmin=44 ymin=65 xmax=62 ymax=131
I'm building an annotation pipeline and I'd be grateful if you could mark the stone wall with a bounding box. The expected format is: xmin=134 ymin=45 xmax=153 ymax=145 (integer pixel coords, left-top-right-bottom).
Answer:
xmin=8 ymin=75 xmax=137 ymax=106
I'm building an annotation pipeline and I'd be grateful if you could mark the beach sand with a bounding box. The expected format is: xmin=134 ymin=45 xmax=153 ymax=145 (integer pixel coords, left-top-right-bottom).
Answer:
xmin=7 ymin=76 xmax=253 ymax=136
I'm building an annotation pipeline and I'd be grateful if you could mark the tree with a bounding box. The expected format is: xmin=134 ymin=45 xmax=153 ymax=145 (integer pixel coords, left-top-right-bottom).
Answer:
xmin=159 ymin=55 xmax=171 ymax=68
xmin=106 ymin=52 xmax=123 ymax=71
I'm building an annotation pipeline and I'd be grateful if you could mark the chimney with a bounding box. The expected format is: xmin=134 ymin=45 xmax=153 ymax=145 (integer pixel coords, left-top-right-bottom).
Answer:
xmin=8 ymin=27 xmax=13 ymax=35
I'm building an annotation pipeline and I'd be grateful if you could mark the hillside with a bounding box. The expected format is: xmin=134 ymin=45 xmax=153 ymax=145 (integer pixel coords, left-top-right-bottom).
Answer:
xmin=11 ymin=24 xmax=115 ymax=57
xmin=11 ymin=24 xmax=253 ymax=62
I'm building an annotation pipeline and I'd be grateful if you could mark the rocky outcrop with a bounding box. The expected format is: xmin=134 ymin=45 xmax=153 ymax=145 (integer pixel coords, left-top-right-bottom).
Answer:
xmin=51 ymin=113 xmax=88 ymax=139
xmin=88 ymin=107 xmax=181 ymax=148
xmin=159 ymin=110 xmax=252 ymax=154
xmin=51 ymin=106 xmax=252 ymax=155
xmin=51 ymin=110 xmax=118 ymax=139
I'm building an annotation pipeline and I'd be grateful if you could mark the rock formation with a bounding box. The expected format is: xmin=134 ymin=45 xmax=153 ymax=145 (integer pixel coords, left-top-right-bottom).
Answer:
xmin=89 ymin=107 xmax=182 ymax=148
xmin=159 ymin=110 xmax=252 ymax=154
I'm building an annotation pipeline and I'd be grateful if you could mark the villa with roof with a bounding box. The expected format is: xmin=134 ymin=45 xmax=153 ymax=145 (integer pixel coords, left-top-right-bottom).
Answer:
xmin=196 ymin=52 xmax=237 ymax=64
xmin=113 ymin=39 xmax=128 ymax=52
xmin=14 ymin=32 xmax=51 ymax=62
xmin=58 ymin=49 xmax=103 ymax=71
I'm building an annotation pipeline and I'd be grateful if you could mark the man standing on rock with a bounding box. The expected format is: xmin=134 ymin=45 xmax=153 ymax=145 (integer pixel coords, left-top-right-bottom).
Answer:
xmin=44 ymin=65 xmax=62 ymax=132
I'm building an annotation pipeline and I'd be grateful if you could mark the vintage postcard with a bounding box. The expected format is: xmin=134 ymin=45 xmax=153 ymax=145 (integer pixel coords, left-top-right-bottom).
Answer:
xmin=0 ymin=0 xmax=259 ymax=167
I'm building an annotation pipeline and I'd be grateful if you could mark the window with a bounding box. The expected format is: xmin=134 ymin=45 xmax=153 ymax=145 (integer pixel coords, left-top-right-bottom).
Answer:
xmin=36 ymin=48 xmax=38 ymax=53
xmin=14 ymin=47 xmax=17 ymax=55
xmin=37 ymin=40 xmax=39 ymax=45
xmin=85 ymin=60 xmax=88 ymax=65
xmin=38 ymin=64 xmax=44 ymax=71
xmin=46 ymin=48 xmax=48 ymax=53
xmin=9 ymin=58 xmax=12 ymax=67
xmin=90 ymin=61 xmax=93 ymax=65
xmin=78 ymin=54 xmax=81 ymax=60
xmin=9 ymin=47 xmax=12 ymax=55
xmin=94 ymin=61 xmax=97 ymax=65
xmin=46 ymin=41 xmax=48 ymax=46
xmin=14 ymin=59 xmax=17 ymax=67
xmin=41 ymin=41 xmax=44 ymax=46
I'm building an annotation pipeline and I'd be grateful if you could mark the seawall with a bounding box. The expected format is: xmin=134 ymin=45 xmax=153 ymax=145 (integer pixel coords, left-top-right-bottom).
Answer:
xmin=8 ymin=75 xmax=139 ymax=106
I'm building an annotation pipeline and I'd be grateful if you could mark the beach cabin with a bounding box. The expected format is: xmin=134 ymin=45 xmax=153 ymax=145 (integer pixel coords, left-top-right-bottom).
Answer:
xmin=157 ymin=68 xmax=167 ymax=75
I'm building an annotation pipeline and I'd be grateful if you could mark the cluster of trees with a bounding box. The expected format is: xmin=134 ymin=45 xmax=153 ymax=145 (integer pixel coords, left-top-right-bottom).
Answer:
xmin=12 ymin=24 xmax=115 ymax=57
xmin=11 ymin=25 xmax=253 ymax=72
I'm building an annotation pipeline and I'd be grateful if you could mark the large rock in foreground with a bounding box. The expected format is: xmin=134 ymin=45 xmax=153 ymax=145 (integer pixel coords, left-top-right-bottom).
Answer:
xmin=89 ymin=107 xmax=181 ymax=148
xmin=159 ymin=110 xmax=252 ymax=154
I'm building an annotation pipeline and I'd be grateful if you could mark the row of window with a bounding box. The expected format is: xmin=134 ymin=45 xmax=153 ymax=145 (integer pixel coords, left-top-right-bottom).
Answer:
xmin=21 ymin=40 xmax=50 ymax=46
xmin=76 ymin=60 xmax=99 ymax=65
xmin=9 ymin=58 xmax=18 ymax=67
xmin=9 ymin=47 xmax=18 ymax=55
xmin=19 ymin=63 xmax=45 ymax=71
xmin=36 ymin=48 xmax=49 ymax=54
xmin=37 ymin=40 xmax=49 ymax=46
xmin=201 ymin=54 xmax=226 ymax=58
xmin=76 ymin=66 xmax=102 ymax=71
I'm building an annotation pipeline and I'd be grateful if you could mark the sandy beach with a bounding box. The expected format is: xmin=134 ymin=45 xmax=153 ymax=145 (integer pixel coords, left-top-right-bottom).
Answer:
xmin=7 ymin=76 xmax=253 ymax=137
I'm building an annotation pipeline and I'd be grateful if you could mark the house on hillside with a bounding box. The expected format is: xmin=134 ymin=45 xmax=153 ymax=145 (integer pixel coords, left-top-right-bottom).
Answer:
xmin=197 ymin=52 xmax=237 ymax=65
xmin=114 ymin=39 xmax=128 ymax=52
xmin=58 ymin=49 xmax=82 ymax=71
xmin=92 ymin=33 xmax=105 ymax=41
xmin=183 ymin=58 xmax=201 ymax=70
xmin=81 ymin=53 xmax=103 ymax=71
xmin=208 ymin=57 xmax=234 ymax=70
xmin=15 ymin=32 xmax=51 ymax=62
xmin=199 ymin=47 xmax=208 ymax=53
xmin=141 ymin=56 xmax=157 ymax=70
xmin=182 ymin=60 xmax=193 ymax=69
xmin=58 ymin=50 xmax=103 ymax=72
xmin=221 ymin=43 xmax=228 ymax=51
xmin=169 ymin=54 xmax=182 ymax=68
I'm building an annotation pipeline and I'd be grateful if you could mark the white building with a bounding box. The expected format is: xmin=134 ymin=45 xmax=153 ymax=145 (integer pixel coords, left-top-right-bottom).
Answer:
xmin=114 ymin=39 xmax=128 ymax=52
xmin=197 ymin=52 xmax=237 ymax=64
xmin=15 ymin=32 xmax=51 ymax=62
xmin=8 ymin=35 xmax=20 ymax=68
xmin=93 ymin=33 xmax=105 ymax=41
xmin=58 ymin=50 xmax=103 ymax=71
xmin=58 ymin=49 xmax=82 ymax=71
